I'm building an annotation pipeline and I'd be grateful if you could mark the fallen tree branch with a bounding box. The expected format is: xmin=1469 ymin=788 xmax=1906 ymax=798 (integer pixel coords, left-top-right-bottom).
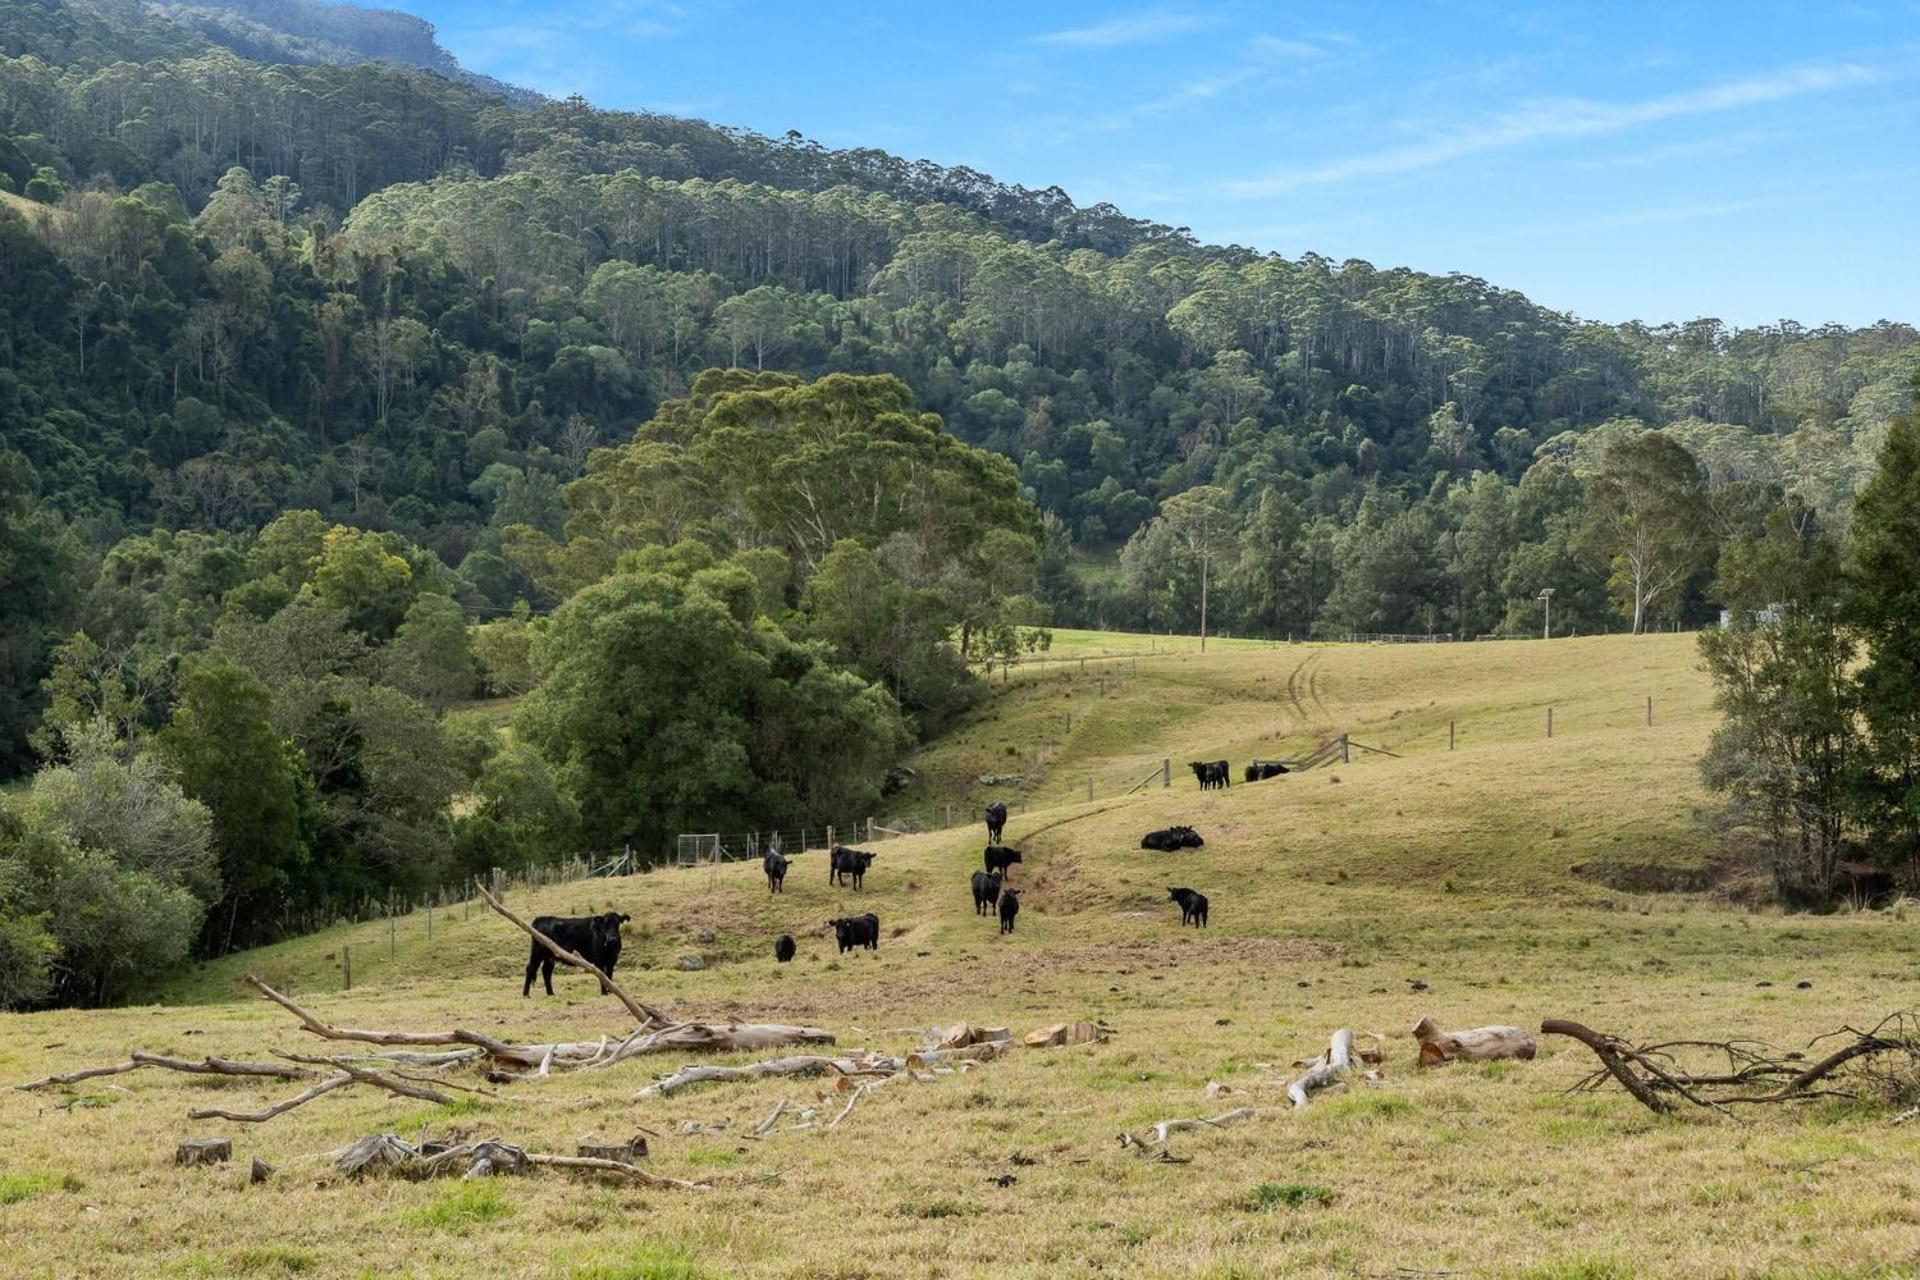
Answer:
xmin=14 ymin=1051 xmax=313 ymax=1092
xmin=246 ymin=976 xmax=517 ymax=1056
xmin=1541 ymin=1019 xmax=1672 ymax=1114
xmin=636 ymin=1053 xmax=898 ymax=1100
xmin=189 ymin=1073 xmax=354 ymax=1122
xmin=826 ymin=1080 xmax=878 ymax=1130
xmin=1287 ymin=1029 xmax=1357 ymax=1107
xmin=751 ymin=1098 xmax=788 ymax=1137
xmin=525 ymin=1152 xmax=711 ymax=1190
xmin=1119 ymin=1106 xmax=1258 ymax=1151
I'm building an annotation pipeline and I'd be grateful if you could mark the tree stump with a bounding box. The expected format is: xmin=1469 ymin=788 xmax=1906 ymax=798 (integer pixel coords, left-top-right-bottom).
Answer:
xmin=175 ymin=1138 xmax=231 ymax=1167
xmin=249 ymin=1158 xmax=274 ymax=1184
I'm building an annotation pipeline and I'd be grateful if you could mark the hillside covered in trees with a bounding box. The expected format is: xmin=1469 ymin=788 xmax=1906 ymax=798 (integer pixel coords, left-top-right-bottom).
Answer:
xmin=2 ymin=0 xmax=1918 ymax=1002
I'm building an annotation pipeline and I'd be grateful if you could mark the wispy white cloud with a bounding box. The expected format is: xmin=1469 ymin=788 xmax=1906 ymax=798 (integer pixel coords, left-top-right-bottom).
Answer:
xmin=1032 ymin=10 xmax=1217 ymax=49
xmin=1223 ymin=62 xmax=1883 ymax=195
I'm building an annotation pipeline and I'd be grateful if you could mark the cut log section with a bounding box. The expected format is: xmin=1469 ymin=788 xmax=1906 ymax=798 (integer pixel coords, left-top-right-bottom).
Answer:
xmin=175 ymin=1138 xmax=231 ymax=1166
xmin=1412 ymin=1017 xmax=1537 ymax=1067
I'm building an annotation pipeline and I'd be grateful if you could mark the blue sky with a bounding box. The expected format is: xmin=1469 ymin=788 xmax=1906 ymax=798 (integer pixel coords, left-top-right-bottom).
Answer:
xmin=397 ymin=1 xmax=1918 ymax=327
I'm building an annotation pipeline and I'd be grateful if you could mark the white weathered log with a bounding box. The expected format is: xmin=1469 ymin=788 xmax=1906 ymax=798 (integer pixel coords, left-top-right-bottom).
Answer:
xmin=750 ymin=1098 xmax=788 ymax=1136
xmin=1411 ymin=1016 xmax=1536 ymax=1067
xmin=1136 ymin=1106 xmax=1257 ymax=1145
xmin=1286 ymin=1028 xmax=1356 ymax=1107
xmin=636 ymin=1055 xmax=888 ymax=1099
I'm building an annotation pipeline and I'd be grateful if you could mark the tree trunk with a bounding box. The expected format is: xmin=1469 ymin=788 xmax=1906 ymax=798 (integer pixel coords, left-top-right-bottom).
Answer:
xmin=1411 ymin=1017 xmax=1536 ymax=1066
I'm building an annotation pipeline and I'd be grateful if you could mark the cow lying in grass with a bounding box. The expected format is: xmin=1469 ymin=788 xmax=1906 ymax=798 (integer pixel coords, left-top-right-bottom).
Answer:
xmin=1141 ymin=825 xmax=1204 ymax=851
xmin=1244 ymin=760 xmax=1290 ymax=782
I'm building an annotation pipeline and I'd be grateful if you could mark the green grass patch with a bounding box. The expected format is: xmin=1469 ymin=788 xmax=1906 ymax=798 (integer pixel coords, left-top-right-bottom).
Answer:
xmin=1234 ymin=1181 xmax=1334 ymax=1211
xmin=567 ymin=1244 xmax=714 ymax=1280
xmin=0 ymin=1171 xmax=81 ymax=1204
xmin=404 ymin=1183 xmax=513 ymax=1233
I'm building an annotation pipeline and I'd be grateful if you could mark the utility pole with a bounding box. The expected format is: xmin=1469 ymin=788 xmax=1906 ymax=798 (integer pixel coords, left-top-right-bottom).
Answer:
xmin=1538 ymin=588 xmax=1555 ymax=641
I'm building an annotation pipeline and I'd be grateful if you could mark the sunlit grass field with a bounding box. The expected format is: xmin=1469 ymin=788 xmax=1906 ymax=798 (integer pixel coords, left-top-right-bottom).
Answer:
xmin=5 ymin=632 xmax=1920 ymax=1279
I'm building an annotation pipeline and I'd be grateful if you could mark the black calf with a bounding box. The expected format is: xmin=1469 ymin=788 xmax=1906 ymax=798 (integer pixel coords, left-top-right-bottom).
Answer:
xmin=763 ymin=852 xmax=790 ymax=893
xmin=998 ymin=888 xmax=1021 ymax=934
xmin=1167 ymin=887 xmax=1209 ymax=928
xmin=1187 ymin=760 xmax=1230 ymax=790
xmin=774 ymin=934 xmax=796 ymax=963
xmin=971 ymin=869 xmax=1003 ymax=915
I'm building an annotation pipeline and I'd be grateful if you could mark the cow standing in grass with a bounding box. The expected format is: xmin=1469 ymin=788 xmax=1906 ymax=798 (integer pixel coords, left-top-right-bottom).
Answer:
xmin=1167 ymin=887 xmax=1209 ymax=928
xmin=523 ymin=911 xmax=630 ymax=997
xmin=998 ymin=888 xmax=1021 ymax=935
xmin=971 ymin=869 xmax=1003 ymax=915
xmin=829 ymin=913 xmax=880 ymax=954
xmin=830 ymin=846 xmax=875 ymax=890
xmin=984 ymin=845 xmax=1022 ymax=878
xmin=763 ymin=851 xmax=790 ymax=893
xmin=985 ymin=800 xmax=1008 ymax=844
xmin=1188 ymin=760 xmax=1230 ymax=790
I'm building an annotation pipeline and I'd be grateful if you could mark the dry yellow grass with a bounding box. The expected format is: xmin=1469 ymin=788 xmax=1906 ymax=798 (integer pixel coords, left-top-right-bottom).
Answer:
xmin=5 ymin=633 xmax=1920 ymax=1279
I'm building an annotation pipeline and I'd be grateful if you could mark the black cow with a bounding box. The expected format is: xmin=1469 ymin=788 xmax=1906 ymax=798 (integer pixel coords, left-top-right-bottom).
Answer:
xmin=998 ymin=888 xmax=1021 ymax=934
xmin=522 ymin=911 xmax=630 ymax=997
xmin=971 ymin=869 xmax=1003 ymax=915
xmin=1167 ymin=887 xmax=1209 ymax=928
xmin=1244 ymin=760 xmax=1290 ymax=782
xmin=985 ymin=800 xmax=1008 ymax=844
xmin=774 ymin=934 xmax=796 ymax=963
xmin=984 ymin=845 xmax=1023 ymax=877
xmin=763 ymin=851 xmax=790 ymax=893
xmin=1140 ymin=825 xmax=1205 ymax=852
xmin=828 ymin=912 xmax=880 ymax=954
xmin=1188 ymin=760 xmax=1230 ymax=790
xmin=830 ymin=845 xmax=876 ymax=890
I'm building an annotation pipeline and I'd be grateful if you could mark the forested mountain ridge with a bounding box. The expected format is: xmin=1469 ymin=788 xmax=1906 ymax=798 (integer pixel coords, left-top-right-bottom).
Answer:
xmin=3 ymin=0 xmax=1920 ymax=1004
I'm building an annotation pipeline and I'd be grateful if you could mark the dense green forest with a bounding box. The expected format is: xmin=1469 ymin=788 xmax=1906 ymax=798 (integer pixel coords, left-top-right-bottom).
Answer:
xmin=2 ymin=0 xmax=1917 ymax=1003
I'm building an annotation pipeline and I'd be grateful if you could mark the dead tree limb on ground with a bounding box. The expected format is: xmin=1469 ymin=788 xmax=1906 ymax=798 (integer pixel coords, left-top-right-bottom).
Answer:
xmin=14 ymin=1051 xmax=313 ymax=1091
xmin=1119 ymin=1106 xmax=1258 ymax=1153
xmin=1541 ymin=1014 xmax=1920 ymax=1116
xmin=1287 ymin=1029 xmax=1358 ymax=1107
xmin=636 ymin=1053 xmax=901 ymax=1100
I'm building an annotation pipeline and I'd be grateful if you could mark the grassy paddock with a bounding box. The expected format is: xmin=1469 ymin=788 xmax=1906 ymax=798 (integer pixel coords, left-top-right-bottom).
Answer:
xmin=5 ymin=633 xmax=1920 ymax=1278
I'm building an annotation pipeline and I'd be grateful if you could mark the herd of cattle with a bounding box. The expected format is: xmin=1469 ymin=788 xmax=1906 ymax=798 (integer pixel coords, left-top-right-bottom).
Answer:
xmin=521 ymin=761 xmax=1273 ymax=993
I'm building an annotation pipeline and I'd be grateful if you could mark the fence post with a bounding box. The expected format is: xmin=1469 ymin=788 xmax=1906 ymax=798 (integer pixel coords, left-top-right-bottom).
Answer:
xmin=1547 ymin=707 xmax=1554 ymax=738
xmin=1449 ymin=720 xmax=1455 ymax=751
xmin=827 ymin=824 xmax=835 ymax=850
xmin=1086 ymin=778 xmax=1094 ymax=803
xmin=1646 ymin=696 xmax=1653 ymax=727
xmin=1340 ymin=734 xmax=1350 ymax=764
xmin=866 ymin=817 xmax=874 ymax=842
xmin=343 ymin=944 xmax=351 ymax=992
xmin=1162 ymin=758 xmax=1170 ymax=787
xmin=944 ymin=804 xmax=952 ymax=829
xmin=426 ymin=902 xmax=432 ymax=940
